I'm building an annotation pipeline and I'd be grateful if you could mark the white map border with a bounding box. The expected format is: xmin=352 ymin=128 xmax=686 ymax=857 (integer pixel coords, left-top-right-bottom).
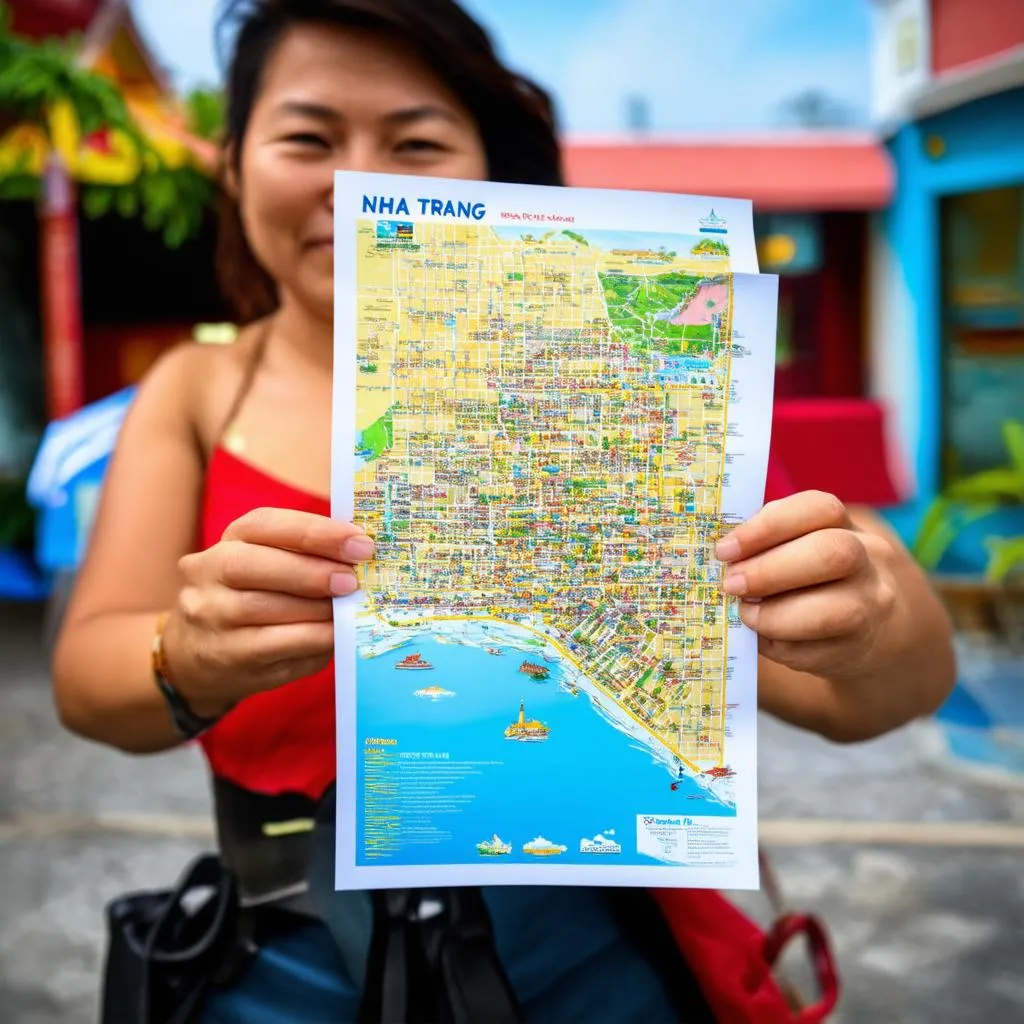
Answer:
xmin=332 ymin=170 xmax=776 ymax=890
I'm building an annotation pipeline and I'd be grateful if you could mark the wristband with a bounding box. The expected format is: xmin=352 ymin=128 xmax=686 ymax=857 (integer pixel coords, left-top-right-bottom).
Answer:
xmin=153 ymin=612 xmax=224 ymax=739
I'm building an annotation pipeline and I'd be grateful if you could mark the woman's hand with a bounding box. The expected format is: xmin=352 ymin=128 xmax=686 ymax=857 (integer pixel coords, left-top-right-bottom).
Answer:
xmin=162 ymin=507 xmax=373 ymax=715
xmin=716 ymin=490 xmax=896 ymax=682
xmin=714 ymin=489 xmax=956 ymax=741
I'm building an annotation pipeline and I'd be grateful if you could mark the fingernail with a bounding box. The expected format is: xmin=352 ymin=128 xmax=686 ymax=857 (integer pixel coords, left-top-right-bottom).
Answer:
xmin=740 ymin=601 xmax=760 ymax=627
xmin=343 ymin=536 xmax=375 ymax=561
xmin=722 ymin=572 xmax=746 ymax=596
xmin=330 ymin=572 xmax=357 ymax=596
xmin=715 ymin=537 xmax=741 ymax=561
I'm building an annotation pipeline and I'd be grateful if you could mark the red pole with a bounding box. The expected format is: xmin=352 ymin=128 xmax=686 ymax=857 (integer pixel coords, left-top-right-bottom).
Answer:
xmin=38 ymin=151 xmax=85 ymax=420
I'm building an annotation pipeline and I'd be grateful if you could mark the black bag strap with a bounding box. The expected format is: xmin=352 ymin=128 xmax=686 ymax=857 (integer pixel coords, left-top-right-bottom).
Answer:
xmin=358 ymin=887 xmax=522 ymax=1024
xmin=142 ymin=856 xmax=238 ymax=969
xmin=438 ymin=887 xmax=521 ymax=1024
xmin=139 ymin=855 xmax=246 ymax=1024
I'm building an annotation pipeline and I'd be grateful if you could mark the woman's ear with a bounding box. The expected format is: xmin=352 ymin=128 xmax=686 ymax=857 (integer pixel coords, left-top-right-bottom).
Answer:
xmin=222 ymin=143 xmax=240 ymax=200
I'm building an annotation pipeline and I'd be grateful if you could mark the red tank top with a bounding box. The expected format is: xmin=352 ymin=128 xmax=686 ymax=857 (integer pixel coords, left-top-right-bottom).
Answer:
xmin=197 ymin=445 xmax=336 ymax=799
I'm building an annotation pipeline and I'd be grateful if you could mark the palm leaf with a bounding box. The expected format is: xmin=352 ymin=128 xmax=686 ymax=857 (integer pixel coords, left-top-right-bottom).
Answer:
xmin=945 ymin=467 xmax=1024 ymax=503
xmin=984 ymin=536 xmax=1024 ymax=584
xmin=1003 ymin=420 xmax=1024 ymax=477
xmin=912 ymin=496 xmax=999 ymax=571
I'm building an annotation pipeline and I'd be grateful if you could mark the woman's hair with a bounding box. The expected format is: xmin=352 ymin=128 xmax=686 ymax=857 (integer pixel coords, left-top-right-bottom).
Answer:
xmin=214 ymin=0 xmax=564 ymax=322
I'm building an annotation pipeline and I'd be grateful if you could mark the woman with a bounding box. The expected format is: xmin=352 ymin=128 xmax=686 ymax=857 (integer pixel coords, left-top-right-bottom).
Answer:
xmin=52 ymin=0 xmax=956 ymax=1020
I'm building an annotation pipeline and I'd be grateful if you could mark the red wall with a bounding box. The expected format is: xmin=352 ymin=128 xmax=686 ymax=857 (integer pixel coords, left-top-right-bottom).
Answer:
xmin=931 ymin=0 xmax=1024 ymax=74
xmin=83 ymin=323 xmax=192 ymax=404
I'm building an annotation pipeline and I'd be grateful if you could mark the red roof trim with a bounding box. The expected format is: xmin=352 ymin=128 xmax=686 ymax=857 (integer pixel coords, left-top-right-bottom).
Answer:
xmin=8 ymin=0 xmax=103 ymax=39
xmin=560 ymin=134 xmax=895 ymax=212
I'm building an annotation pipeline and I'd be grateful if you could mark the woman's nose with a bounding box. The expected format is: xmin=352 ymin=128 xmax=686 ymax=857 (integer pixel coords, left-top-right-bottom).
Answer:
xmin=339 ymin=138 xmax=386 ymax=176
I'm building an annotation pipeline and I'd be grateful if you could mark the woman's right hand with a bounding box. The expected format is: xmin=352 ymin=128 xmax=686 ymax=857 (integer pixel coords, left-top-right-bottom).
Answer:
xmin=161 ymin=507 xmax=374 ymax=715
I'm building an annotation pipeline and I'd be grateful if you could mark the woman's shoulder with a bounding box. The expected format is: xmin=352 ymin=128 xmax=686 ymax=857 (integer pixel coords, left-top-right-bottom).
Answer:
xmin=133 ymin=322 xmax=270 ymax=450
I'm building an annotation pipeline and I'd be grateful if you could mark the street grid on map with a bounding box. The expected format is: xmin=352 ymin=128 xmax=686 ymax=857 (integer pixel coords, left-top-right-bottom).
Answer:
xmin=353 ymin=222 xmax=738 ymax=771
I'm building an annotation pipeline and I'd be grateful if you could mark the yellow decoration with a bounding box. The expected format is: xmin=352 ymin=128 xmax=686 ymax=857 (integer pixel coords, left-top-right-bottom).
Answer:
xmin=0 ymin=98 xmax=209 ymax=184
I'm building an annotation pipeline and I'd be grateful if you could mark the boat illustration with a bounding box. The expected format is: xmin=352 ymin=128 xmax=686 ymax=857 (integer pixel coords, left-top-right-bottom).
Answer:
xmin=523 ymin=835 xmax=567 ymax=857
xmin=567 ymin=684 xmax=579 ymax=697
xmin=414 ymin=685 xmax=455 ymax=700
xmin=504 ymin=701 xmax=550 ymax=741
xmin=476 ymin=834 xmax=512 ymax=857
xmin=518 ymin=660 xmax=550 ymax=680
xmin=486 ymin=647 xmax=504 ymax=656
xmin=396 ymin=653 xmax=433 ymax=670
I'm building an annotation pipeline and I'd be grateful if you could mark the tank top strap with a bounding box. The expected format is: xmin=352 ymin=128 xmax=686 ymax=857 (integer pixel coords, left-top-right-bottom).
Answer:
xmin=215 ymin=319 xmax=273 ymax=449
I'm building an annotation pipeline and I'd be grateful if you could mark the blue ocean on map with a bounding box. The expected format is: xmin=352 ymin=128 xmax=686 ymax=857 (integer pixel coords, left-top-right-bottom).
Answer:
xmin=356 ymin=638 xmax=734 ymax=869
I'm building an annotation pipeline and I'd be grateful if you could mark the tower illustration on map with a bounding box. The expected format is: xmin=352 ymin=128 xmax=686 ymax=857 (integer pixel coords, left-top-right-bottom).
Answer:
xmin=504 ymin=701 xmax=550 ymax=742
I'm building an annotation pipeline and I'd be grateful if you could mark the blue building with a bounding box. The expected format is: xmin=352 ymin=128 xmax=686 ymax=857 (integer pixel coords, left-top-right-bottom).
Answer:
xmin=870 ymin=0 xmax=1024 ymax=774
xmin=869 ymin=0 xmax=1024 ymax=564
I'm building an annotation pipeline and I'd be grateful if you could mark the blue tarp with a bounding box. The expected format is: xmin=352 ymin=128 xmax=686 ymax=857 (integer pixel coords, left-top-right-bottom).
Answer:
xmin=25 ymin=386 xmax=136 ymax=575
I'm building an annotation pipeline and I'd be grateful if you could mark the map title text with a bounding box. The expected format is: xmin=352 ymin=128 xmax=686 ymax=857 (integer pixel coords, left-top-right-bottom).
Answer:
xmin=362 ymin=194 xmax=486 ymax=221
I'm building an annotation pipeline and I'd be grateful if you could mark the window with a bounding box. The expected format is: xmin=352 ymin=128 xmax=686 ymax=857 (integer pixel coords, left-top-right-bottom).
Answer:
xmin=941 ymin=186 xmax=1024 ymax=480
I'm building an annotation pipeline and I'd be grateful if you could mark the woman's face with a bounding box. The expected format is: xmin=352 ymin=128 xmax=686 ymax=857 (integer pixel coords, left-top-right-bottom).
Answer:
xmin=234 ymin=23 xmax=489 ymax=321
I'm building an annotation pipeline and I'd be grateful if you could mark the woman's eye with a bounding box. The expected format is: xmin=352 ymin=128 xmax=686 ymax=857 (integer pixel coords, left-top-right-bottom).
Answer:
xmin=285 ymin=133 xmax=330 ymax=148
xmin=396 ymin=138 xmax=447 ymax=154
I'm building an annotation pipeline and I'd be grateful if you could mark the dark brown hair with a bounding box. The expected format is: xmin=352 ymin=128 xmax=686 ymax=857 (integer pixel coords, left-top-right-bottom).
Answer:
xmin=215 ymin=0 xmax=564 ymax=323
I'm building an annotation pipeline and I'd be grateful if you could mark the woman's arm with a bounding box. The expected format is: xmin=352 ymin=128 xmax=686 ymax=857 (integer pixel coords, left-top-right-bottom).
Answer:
xmin=52 ymin=343 xmax=210 ymax=754
xmin=52 ymin=334 xmax=371 ymax=756
xmin=723 ymin=495 xmax=956 ymax=743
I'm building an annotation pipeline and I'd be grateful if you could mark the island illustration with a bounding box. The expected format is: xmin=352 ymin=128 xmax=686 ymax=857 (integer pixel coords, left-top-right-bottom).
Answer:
xmin=414 ymin=685 xmax=455 ymax=700
xmin=476 ymin=834 xmax=513 ymax=857
xmin=522 ymin=836 xmax=568 ymax=857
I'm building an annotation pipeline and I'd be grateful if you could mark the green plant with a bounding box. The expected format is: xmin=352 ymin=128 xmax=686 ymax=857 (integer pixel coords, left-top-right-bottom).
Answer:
xmin=912 ymin=420 xmax=1024 ymax=580
xmin=0 ymin=2 xmax=214 ymax=247
xmin=185 ymin=86 xmax=225 ymax=142
xmin=985 ymin=536 xmax=1024 ymax=584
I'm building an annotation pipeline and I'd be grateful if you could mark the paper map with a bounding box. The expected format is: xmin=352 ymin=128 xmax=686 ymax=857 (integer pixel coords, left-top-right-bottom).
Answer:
xmin=333 ymin=171 xmax=777 ymax=889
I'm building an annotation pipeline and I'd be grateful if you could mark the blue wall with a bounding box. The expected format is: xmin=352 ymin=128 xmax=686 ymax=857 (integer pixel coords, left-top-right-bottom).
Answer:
xmin=880 ymin=87 xmax=1024 ymax=544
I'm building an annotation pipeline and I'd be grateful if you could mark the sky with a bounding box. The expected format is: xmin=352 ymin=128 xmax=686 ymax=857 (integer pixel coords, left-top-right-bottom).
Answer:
xmin=131 ymin=0 xmax=875 ymax=134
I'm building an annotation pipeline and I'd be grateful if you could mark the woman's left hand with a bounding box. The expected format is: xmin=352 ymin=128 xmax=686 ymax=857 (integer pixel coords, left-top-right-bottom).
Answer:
xmin=715 ymin=490 xmax=898 ymax=683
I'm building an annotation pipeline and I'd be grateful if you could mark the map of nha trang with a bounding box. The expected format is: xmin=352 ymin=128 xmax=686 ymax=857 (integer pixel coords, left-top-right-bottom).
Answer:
xmin=353 ymin=220 xmax=739 ymax=777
